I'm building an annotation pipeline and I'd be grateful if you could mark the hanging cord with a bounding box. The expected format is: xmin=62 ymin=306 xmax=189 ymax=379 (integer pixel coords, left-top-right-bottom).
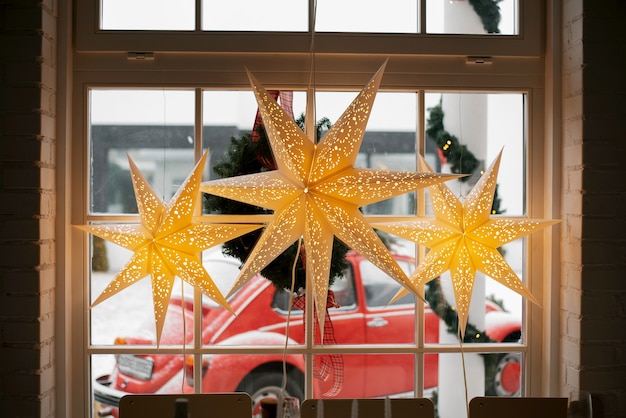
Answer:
xmin=180 ymin=281 xmax=187 ymax=393
xmin=279 ymin=0 xmax=318 ymax=399
xmin=281 ymin=238 xmax=303 ymax=396
xmin=455 ymin=93 xmax=470 ymax=417
xmin=459 ymin=335 xmax=470 ymax=418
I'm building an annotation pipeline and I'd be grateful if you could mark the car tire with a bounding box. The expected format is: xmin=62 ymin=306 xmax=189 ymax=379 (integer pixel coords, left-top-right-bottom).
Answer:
xmin=486 ymin=352 xmax=522 ymax=397
xmin=237 ymin=370 xmax=304 ymax=417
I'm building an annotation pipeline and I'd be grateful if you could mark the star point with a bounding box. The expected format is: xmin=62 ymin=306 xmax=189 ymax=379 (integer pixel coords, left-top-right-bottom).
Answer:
xmin=201 ymin=63 xmax=461 ymax=333
xmin=374 ymin=151 xmax=559 ymax=338
xmin=76 ymin=150 xmax=262 ymax=345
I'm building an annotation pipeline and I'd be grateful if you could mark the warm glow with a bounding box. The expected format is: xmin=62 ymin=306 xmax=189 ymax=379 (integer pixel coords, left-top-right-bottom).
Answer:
xmin=374 ymin=151 xmax=559 ymax=337
xmin=201 ymin=62 xmax=460 ymax=333
xmin=77 ymin=151 xmax=262 ymax=344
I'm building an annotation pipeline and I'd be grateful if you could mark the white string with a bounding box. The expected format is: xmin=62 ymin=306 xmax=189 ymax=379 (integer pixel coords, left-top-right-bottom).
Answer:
xmin=350 ymin=399 xmax=358 ymax=418
xmin=457 ymin=93 xmax=471 ymax=417
xmin=281 ymin=238 xmax=302 ymax=396
xmin=280 ymin=3 xmax=317 ymax=403
xmin=384 ymin=397 xmax=391 ymax=418
xmin=316 ymin=399 xmax=324 ymax=418
xmin=459 ymin=336 xmax=470 ymax=418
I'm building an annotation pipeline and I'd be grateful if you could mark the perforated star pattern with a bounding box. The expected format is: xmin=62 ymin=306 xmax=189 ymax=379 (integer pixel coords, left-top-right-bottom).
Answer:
xmin=201 ymin=62 xmax=460 ymax=332
xmin=77 ymin=151 xmax=262 ymax=344
xmin=373 ymin=151 xmax=558 ymax=337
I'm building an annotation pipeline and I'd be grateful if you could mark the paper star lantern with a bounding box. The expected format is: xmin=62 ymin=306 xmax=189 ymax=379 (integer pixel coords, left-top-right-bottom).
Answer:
xmin=76 ymin=151 xmax=262 ymax=344
xmin=373 ymin=151 xmax=558 ymax=337
xmin=201 ymin=62 xmax=460 ymax=333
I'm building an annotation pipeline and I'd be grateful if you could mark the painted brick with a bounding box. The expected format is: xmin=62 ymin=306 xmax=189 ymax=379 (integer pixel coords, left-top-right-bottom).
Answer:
xmin=582 ymin=93 xmax=626 ymax=120
xmin=565 ymin=213 xmax=582 ymax=240
xmin=40 ymin=166 xmax=55 ymax=190
xmin=41 ymin=315 xmax=54 ymax=342
xmin=0 ymin=344 xmax=39 ymax=371
xmin=0 ymin=218 xmax=40 ymax=240
xmin=41 ymin=138 xmax=55 ymax=165
xmin=0 ymin=243 xmax=40 ymax=268
xmin=582 ymin=291 xmax=622 ymax=317
xmin=566 ymin=314 xmax=582 ymax=339
xmin=562 ymin=45 xmax=584 ymax=73
xmin=582 ymin=270 xmax=625 ymax=291
xmin=0 ymin=135 xmax=43 ymax=161
xmin=562 ymin=94 xmax=583 ymax=120
xmin=563 ymin=142 xmax=583 ymax=166
xmin=3 ymin=166 xmax=42 ymax=189
xmin=562 ymin=0 xmax=584 ymax=24
xmin=563 ymin=287 xmax=583 ymax=316
xmin=0 ymin=191 xmax=41 ymax=213
xmin=582 ymin=318 xmax=626 ymax=341
xmin=0 ymin=400 xmax=40 ymax=417
xmin=0 ymin=86 xmax=42 ymax=112
xmin=4 ymin=60 xmax=42 ymax=84
xmin=1 ymin=270 xmax=42 ymax=293
xmin=579 ymin=129 xmax=626 ymax=162
xmin=1 ymin=112 xmax=43 ymax=136
xmin=580 ymin=367 xmax=626 ymax=390
xmin=563 ymin=117 xmax=583 ymax=145
xmin=583 ymin=170 xmax=626 ymax=194
xmin=0 ymin=33 xmax=42 ymax=60
xmin=582 ymin=218 xmax=626 ymax=241
xmin=3 ymin=373 xmax=41 ymax=395
xmin=0 ymin=292 xmax=41 ymax=317
xmin=2 ymin=5 xmax=43 ymax=31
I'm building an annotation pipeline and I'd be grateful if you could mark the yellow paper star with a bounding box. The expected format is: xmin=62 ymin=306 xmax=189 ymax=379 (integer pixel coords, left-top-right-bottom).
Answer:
xmin=200 ymin=62 xmax=460 ymax=332
xmin=76 ymin=151 xmax=262 ymax=344
xmin=373 ymin=151 xmax=559 ymax=337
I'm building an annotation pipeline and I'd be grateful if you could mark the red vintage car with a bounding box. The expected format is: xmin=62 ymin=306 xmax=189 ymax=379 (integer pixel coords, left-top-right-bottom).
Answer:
xmin=93 ymin=250 xmax=522 ymax=418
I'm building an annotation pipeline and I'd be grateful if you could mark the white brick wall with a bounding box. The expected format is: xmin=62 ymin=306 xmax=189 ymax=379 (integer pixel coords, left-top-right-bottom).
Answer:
xmin=561 ymin=1 xmax=626 ymax=417
xmin=0 ymin=1 xmax=57 ymax=417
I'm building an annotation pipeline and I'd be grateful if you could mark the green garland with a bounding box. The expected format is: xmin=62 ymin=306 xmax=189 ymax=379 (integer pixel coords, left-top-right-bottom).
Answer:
xmin=468 ymin=0 xmax=502 ymax=34
xmin=203 ymin=115 xmax=350 ymax=291
xmin=426 ymin=100 xmax=504 ymax=214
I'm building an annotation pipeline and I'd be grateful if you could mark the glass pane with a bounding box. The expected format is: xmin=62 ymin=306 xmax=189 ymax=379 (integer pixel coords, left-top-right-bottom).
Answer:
xmin=433 ymin=351 xmax=522 ymax=416
xmin=202 ymin=0 xmax=308 ymax=31
xmin=101 ymin=0 xmax=195 ymax=30
xmin=89 ymin=89 xmax=196 ymax=214
xmin=202 ymin=90 xmax=307 ymax=186
xmin=90 ymin=250 xmax=195 ymax=348
xmin=316 ymin=91 xmax=419 ymax=215
xmin=426 ymin=0 xmax=519 ymax=35
xmin=418 ymin=91 xmax=526 ymax=348
xmin=312 ymin=354 xmax=416 ymax=398
xmin=92 ymin=353 xmax=192 ymax=417
xmin=424 ymin=92 xmax=525 ymax=215
xmin=315 ymin=0 xmax=417 ymax=33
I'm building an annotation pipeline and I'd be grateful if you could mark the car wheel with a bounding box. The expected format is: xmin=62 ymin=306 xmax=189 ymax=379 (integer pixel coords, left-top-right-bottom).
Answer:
xmin=237 ymin=370 xmax=304 ymax=417
xmin=486 ymin=352 xmax=521 ymax=396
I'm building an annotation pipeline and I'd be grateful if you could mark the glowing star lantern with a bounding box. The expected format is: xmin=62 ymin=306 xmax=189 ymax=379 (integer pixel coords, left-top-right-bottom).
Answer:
xmin=373 ymin=151 xmax=559 ymax=338
xmin=200 ymin=62 xmax=461 ymax=333
xmin=77 ymin=151 xmax=262 ymax=345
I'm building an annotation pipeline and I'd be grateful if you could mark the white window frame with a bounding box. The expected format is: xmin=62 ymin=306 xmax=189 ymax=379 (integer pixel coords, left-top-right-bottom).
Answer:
xmin=66 ymin=2 xmax=560 ymax=417
xmin=75 ymin=0 xmax=542 ymax=57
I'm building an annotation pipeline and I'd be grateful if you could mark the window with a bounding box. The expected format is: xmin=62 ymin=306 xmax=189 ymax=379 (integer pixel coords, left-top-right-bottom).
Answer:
xmin=71 ymin=2 xmax=552 ymax=418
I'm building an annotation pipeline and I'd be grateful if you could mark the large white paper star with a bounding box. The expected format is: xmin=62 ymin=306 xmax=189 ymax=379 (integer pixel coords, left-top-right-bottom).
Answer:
xmin=201 ymin=62 xmax=460 ymax=332
xmin=373 ymin=151 xmax=558 ymax=337
xmin=77 ymin=151 xmax=262 ymax=344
